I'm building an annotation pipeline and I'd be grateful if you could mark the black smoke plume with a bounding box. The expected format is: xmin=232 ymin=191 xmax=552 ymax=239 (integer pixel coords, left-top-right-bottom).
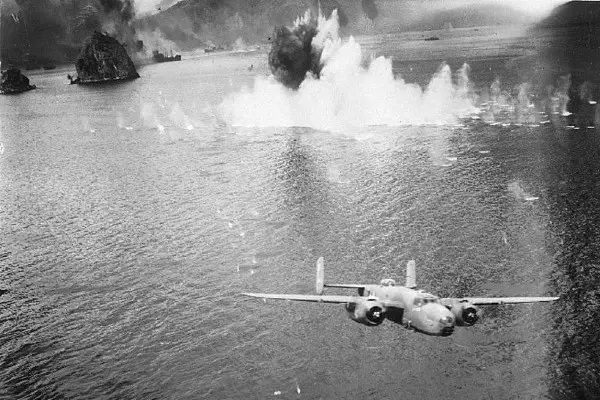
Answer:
xmin=268 ymin=15 xmax=322 ymax=90
xmin=0 ymin=0 xmax=137 ymax=68
xmin=99 ymin=0 xmax=135 ymax=21
xmin=361 ymin=0 xmax=378 ymax=20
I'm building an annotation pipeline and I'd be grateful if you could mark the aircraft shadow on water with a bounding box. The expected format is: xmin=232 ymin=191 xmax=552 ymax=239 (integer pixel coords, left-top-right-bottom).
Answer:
xmin=243 ymin=258 xmax=558 ymax=336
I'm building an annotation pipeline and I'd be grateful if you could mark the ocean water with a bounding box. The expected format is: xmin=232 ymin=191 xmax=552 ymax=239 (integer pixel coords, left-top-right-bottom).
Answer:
xmin=1 ymin=29 xmax=600 ymax=400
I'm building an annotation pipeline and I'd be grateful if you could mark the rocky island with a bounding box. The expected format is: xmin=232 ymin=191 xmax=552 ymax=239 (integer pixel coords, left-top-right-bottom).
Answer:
xmin=0 ymin=69 xmax=36 ymax=94
xmin=68 ymin=31 xmax=140 ymax=84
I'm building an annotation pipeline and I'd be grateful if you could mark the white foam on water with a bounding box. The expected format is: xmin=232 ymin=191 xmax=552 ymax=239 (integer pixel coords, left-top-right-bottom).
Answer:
xmin=169 ymin=103 xmax=195 ymax=131
xmin=508 ymin=180 xmax=539 ymax=202
xmin=219 ymin=11 xmax=477 ymax=130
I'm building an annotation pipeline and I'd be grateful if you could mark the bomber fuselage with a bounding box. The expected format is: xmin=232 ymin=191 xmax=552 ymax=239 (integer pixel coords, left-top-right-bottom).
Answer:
xmin=361 ymin=282 xmax=456 ymax=336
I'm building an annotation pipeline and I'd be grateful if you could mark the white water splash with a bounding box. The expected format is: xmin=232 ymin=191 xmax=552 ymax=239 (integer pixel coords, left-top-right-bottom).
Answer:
xmin=169 ymin=103 xmax=195 ymax=131
xmin=220 ymin=11 xmax=477 ymax=130
xmin=508 ymin=180 xmax=539 ymax=202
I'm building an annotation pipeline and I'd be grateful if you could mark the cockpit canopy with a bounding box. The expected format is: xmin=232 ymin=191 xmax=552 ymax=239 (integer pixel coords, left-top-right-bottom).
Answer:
xmin=413 ymin=294 xmax=440 ymax=306
xmin=379 ymin=278 xmax=396 ymax=287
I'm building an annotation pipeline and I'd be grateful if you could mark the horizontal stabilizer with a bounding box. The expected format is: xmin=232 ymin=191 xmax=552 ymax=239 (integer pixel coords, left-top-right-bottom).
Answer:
xmin=405 ymin=260 xmax=416 ymax=288
xmin=242 ymin=293 xmax=357 ymax=304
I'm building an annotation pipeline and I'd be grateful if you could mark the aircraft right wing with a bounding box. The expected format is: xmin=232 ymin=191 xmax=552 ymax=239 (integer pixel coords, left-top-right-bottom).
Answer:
xmin=444 ymin=296 xmax=559 ymax=305
xmin=242 ymin=293 xmax=359 ymax=303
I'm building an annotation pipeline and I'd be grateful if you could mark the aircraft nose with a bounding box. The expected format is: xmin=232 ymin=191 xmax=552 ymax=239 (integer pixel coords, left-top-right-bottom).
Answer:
xmin=437 ymin=306 xmax=455 ymax=336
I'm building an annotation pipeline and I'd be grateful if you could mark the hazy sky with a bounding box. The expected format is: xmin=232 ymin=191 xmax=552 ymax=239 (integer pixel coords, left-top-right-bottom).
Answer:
xmin=134 ymin=0 xmax=569 ymax=16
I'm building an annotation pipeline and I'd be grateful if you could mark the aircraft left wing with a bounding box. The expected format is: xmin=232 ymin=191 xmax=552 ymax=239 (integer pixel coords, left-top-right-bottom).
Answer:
xmin=242 ymin=293 xmax=358 ymax=303
xmin=443 ymin=296 xmax=559 ymax=305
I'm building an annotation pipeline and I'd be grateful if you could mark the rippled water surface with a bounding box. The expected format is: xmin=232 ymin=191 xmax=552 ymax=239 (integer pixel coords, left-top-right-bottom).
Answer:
xmin=1 ymin=40 xmax=599 ymax=399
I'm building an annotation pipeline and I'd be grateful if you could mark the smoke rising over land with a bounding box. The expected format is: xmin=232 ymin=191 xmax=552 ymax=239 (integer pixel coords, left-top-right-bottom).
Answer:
xmin=0 ymin=0 xmax=138 ymax=66
xmin=132 ymin=0 xmax=559 ymax=54
xmin=135 ymin=0 xmax=355 ymax=52
xmin=0 ymin=0 xmax=567 ymax=68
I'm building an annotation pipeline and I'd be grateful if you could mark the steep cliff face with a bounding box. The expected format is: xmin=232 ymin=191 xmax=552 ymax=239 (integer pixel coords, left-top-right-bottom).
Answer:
xmin=73 ymin=31 xmax=140 ymax=84
xmin=537 ymin=1 xmax=600 ymax=29
xmin=0 ymin=69 xmax=36 ymax=94
xmin=138 ymin=0 xmax=354 ymax=51
xmin=534 ymin=1 xmax=600 ymax=89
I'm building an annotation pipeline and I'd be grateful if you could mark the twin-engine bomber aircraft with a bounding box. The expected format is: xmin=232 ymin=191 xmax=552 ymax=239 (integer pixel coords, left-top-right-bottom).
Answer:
xmin=242 ymin=258 xmax=559 ymax=336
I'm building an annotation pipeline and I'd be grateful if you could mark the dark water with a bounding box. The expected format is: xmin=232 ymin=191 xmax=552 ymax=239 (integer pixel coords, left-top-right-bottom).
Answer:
xmin=1 ymin=34 xmax=599 ymax=399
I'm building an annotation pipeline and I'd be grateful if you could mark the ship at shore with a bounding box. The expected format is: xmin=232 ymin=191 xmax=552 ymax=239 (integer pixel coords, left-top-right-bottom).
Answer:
xmin=204 ymin=45 xmax=227 ymax=53
xmin=152 ymin=50 xmax=181 ymax=63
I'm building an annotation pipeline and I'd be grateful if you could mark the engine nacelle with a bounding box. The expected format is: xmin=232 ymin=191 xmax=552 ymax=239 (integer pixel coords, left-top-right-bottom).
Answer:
xmin=346 ymin=300 xmax=386 ymax=326
xmin=446 ymin=300 xmax=480 ymax=326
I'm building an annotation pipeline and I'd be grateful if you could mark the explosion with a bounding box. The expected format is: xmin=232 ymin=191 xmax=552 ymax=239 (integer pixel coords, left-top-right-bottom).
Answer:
xmin=221 ymin=10 xmax=477 ymax=130
xmin=268 ymin=10 xmax=322 ymax=90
